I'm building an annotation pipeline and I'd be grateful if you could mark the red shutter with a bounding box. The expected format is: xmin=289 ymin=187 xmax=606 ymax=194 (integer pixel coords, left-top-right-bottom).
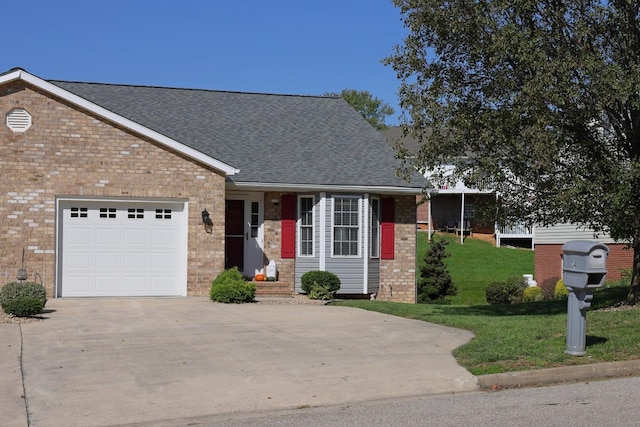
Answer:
xmin=281 ymin=194 xmax=296 ymax=258
xmin=381 ymin=197 xmax=395 ymax=260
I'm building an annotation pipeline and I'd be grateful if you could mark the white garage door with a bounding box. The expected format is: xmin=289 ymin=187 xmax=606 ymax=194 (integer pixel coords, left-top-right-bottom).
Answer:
xmin=58 ymin=200 xmax=187 ymax=297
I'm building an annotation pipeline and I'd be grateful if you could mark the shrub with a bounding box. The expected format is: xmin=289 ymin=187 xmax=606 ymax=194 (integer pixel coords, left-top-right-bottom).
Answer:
xmin=539 ymin=277 xmax=559 ymax=300
xmin=210 ymin=268 xmax=255 ymax=303
xmin=0 ymin=282 xmax=47 ymax=317
xmin=301 ymin=271 xmax=341 ymax=294
xmin=523 ymin=286 xmax=543 ymax=302
xmin=308 ymin=283 xmax=335 ymax=300
xmin=485 ymin=276 xmax=528 ymax=305
xmin=418 ymin=237 xmax=456 ymax=304
xmin=554 ymin=279 xmax=569 ymax=299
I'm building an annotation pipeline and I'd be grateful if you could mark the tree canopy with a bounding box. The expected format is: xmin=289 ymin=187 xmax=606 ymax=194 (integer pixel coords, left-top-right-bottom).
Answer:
xmin=326 ymin=89 xmax=395 ymax=130
xmin=384 ymin=0 xmax=640 ymax=300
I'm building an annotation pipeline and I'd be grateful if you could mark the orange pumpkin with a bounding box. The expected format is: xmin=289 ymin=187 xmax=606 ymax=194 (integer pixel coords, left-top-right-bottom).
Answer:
xmin=254 ymin=274 xmax=266 ymax=281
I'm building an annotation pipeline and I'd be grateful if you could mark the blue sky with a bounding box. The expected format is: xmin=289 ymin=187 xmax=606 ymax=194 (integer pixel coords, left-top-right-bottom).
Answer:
xmin=3 ymin=1 xmax=408 ymax=125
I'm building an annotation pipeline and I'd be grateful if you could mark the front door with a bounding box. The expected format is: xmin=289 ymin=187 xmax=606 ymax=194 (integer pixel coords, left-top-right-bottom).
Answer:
xmin=225 ymin=200 xmax=244 ymax=271
xmin=225 ymin=194 xmax=264 ymax=276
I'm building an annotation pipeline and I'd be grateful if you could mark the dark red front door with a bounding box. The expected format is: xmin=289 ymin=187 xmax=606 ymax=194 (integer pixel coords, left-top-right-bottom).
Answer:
xmin=225 ymin=200 xmax=244 ymax=271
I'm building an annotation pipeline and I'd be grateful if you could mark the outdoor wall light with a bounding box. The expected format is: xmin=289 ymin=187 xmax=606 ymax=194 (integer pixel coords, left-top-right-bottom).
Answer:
xmin=201 ymin=209 xmax=213 ymax=234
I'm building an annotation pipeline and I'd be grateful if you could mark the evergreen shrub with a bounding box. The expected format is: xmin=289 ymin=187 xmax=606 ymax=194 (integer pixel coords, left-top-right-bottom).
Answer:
xmin=301 ymin=271 xmax=341 ymax=294
xmin=554 ymin=279 xmax=569 ymax=298
xmin=210 ymin=268 xmax=255 ymax=303
xmin=0 ymin=282 xmax=47 ymax=317
xmin=486 ymin=276 xmax=528 ymax=305
xmin=418 ymin=237 xmax=456 ymax=304
xmin=523 ymin=286 xmax=543 ymax=302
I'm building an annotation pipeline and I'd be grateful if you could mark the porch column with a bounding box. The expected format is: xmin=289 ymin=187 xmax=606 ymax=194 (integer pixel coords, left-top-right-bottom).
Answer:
xmin=460 ymin=191 xmax=465 ymax=244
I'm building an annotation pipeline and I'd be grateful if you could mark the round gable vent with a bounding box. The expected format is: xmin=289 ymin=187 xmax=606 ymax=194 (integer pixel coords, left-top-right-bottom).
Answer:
xmin=6 ymin=108 xmax=32 ymax=132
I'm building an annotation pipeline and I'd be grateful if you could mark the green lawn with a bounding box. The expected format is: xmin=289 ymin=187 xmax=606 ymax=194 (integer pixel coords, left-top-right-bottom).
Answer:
xmin=418 ymin=232 xmax=535 ymax=305
xmin=334 ymin=232 xmax=640 ymax=375
xmin=336 ymin=285 xmax=639 ymax=375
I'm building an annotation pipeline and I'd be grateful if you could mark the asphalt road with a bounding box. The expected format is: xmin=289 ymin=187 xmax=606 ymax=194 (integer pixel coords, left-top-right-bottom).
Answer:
xmin=123 ymin=376 xmax=640 ymax=427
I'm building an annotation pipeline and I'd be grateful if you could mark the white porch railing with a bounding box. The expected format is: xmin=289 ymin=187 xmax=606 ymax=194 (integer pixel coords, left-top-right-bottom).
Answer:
xmin=495 ymin=223 xmax=534 ymax=249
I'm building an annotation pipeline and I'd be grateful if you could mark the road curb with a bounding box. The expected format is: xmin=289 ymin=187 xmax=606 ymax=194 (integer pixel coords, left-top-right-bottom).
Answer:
xmin=477 ymin=359 xmax=640 ymax=390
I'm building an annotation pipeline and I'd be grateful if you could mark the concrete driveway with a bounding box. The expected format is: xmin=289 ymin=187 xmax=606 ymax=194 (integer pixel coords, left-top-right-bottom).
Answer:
xmin=1 ymin=298 xmax=478 ymax=426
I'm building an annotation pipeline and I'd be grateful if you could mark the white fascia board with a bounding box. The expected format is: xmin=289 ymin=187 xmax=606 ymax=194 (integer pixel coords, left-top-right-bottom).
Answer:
xmin=2 ymin=69 xmax=240 ymax=176
xmin=434 ymin=188 xmax=494 ymax=195
xmin=228 ymin=181 xmax=429 ymax=195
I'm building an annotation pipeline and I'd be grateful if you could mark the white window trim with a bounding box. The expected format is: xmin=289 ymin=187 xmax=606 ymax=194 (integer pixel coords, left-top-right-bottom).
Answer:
xmin=319 ymin=193 xmax=326 ymax=270
xmin=297 ymin=195 xmax=315 ymax=257
xmin=331 ymin=195 xmax=362 ymax=258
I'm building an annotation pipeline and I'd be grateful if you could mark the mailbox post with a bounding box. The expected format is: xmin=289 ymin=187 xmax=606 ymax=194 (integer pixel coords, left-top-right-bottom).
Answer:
xmin=562 ymin=240 xmax=609 ymax=356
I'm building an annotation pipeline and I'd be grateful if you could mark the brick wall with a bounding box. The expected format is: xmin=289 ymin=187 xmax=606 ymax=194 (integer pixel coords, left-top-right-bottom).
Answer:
xmin=535 ymin=243 xmax=633 ymax=288
xmin=378 ymin=195 xmax=417 ymax=303
xmin=1 ymin=81 xmax=226 ymax=297
xmin=416 ymin=195 xmax=429 ymax=229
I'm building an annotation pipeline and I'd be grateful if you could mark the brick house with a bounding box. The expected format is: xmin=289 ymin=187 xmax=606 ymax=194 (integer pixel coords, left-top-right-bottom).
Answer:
xmin=0 ymin=68 xmax=427 ymax=303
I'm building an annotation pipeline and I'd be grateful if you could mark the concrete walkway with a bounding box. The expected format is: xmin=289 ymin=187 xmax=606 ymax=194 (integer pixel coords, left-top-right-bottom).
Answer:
xmin=1 ymin=298 xmax=478 ymax=426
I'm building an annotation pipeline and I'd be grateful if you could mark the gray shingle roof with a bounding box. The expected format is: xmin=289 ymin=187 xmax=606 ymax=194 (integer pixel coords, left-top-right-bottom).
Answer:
xmin=49 ymin=80 xmax=427 ymax=191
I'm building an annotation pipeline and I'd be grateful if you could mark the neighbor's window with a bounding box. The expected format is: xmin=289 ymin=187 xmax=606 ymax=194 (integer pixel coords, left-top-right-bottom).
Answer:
xmin=370 ymin=197 xmax=380 ymax=258
xmin=299 ymin=196 xmax=314 ymax=256
xmin=333 ymin=196 xmax=360 ymax=257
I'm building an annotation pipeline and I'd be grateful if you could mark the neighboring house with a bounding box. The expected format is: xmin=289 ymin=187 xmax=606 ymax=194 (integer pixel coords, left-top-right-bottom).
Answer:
xmin=0 ymin=68 xmax=427 ymax=303
xmin=534 ymin=224 xmax=633 ymax=288
xmin=382 ymin=126 xmax=532 ymax=247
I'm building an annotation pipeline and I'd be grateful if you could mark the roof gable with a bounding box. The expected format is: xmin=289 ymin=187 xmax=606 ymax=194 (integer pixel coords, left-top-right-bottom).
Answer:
xmin=0 ymin=68 xmax=238 ymax=176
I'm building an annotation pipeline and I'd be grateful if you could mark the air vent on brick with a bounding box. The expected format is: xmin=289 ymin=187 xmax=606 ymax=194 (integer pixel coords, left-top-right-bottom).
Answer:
xmin=6 ymin=108 xmax=32 ymax=132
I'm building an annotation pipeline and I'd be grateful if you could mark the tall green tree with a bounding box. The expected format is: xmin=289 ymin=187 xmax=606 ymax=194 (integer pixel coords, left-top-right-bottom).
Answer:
xmin=326 ymin=89 xmax=395 ymax=130
xmin=384 ymin=0 xmax=640 ymax=301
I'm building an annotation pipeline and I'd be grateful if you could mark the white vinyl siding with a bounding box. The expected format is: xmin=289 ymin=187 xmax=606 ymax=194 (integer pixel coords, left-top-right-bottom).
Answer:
xmin=535 ymin=223 xmax=619 ymax=245
xmin=295 ymin=193 xmax=379 ymax=295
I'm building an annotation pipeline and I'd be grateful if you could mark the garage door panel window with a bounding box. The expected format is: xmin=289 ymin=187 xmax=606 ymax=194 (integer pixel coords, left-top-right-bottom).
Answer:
xmin=99 ymin=207 xmax=117 ymax=219
xmin=70 ymin=207 xmax=88 ymax=218
xmin=156 ymin=209 xmax=172 ymax=219
xmin=128 ymin=208 xmax=144 ymax=219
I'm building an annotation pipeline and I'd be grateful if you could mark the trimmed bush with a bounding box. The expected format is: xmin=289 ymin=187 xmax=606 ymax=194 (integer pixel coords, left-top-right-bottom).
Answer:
xmin=210 ymin=268 xmax=255 ymax=303
xmin=301 ymin=271 xmax=340 ymax=294
xmin=0 ymin=282 xmax=47 ymax=317
xmin=485 ymin=276 xmax=528 ymax=305
xmin=523 ymin=286 xmax=543 ymax=302
xmin=418 ymin=237 xmax=456 ymax=304
xmin=554 ymin=279 xmax=569 ymax=299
